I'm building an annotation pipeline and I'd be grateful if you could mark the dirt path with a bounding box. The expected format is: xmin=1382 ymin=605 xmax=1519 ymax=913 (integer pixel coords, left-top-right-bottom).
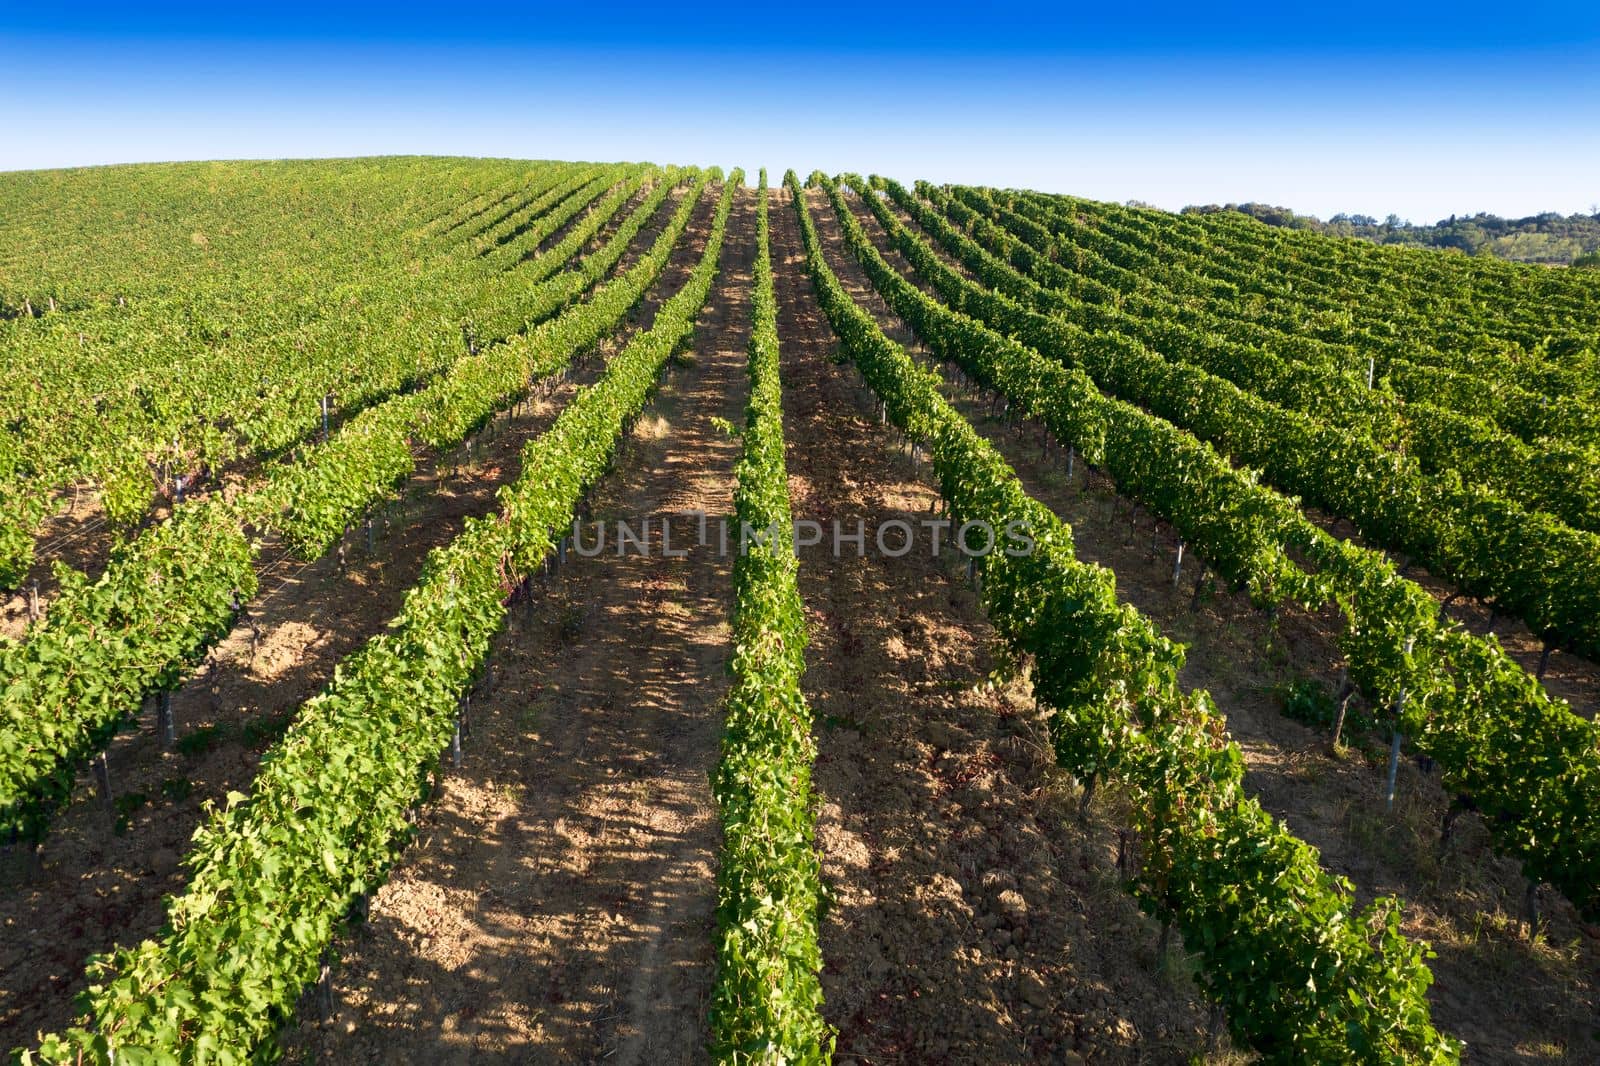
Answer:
xmin=774 ymin=187 xmax=1217 ymax=1063
xmin=280 ymin=186 xmax=752 ymax=1064
xmin=840 ymin=188 xmax=1600 ymax=1063
xmin=0 ymin=185 xmax=706 ymax=1051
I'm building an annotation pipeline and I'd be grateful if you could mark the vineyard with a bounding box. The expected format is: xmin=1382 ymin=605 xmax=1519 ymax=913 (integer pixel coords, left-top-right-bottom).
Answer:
xmin=0 ymin=158 xmax=1595 ymax=1064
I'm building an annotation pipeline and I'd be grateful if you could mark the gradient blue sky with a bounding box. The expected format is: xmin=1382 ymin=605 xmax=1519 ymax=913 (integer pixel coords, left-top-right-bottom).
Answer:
xmin=3 ymin=2 xmax=1596 ymax=221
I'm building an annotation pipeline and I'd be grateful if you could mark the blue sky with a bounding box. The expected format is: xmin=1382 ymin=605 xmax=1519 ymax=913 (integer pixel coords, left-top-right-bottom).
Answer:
xmin=3 ymin=1 xmax=1596 ymax=221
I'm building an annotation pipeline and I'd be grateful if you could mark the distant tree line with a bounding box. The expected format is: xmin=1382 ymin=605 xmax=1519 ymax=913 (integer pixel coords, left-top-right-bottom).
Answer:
xmin=1180 ymin=201 xmax=1600 ymax=267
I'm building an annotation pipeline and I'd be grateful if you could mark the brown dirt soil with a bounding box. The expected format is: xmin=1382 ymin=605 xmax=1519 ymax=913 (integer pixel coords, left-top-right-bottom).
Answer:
xmin=277 ymin=186 xmax=745 ymax=1065
xmin=842 ymin=186 xmax=1600 ymax=1064
xmin=786 ymin=187 xmax=1220 ymax=1064
xmin=0 ymin=182 xmax=706 ymax=1051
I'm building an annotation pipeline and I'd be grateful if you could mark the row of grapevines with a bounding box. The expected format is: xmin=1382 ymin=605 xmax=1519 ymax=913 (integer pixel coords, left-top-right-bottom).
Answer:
xmin=461 ymin=169 xmax=608 ymax=259
xmin=905 ymin=183 xmax=1600 ymax=663
xmin=932 ymin=185 xmax=1600 ymax=533
xmin=2 ymin=159 xmax=638 ymax=569
xmin=992 ymin=189 xmax=1600 ymax=446
xmin=413 ymin=173 xmax=532 ymax=242
xmin=708 ymin=172 xmax=832 ymax=1061
xmin=1015 ymin=185 xmax=1600 ymax=366
xmin=826 ymin=174 xmax=1600 ymax=921
xmin=18 ymin=169 xmax=742 ymax=1066
xmin=259 ymin=165 xmax=700 ymax=557
xmin=0 ymin=159 xmax=529 ymax=309
xmin=465 ymin=166 xmax=641 ymax=277
xmin=407 ymin=168 xmax=713 ymax=455
xmin=1039 ymin=189 xmax=1600 ymax=456
xmin=1146 ymin=195 xmax=1600 ymax=347
xmin=461 ymin=166 xmax=687 ymax=352
xmin=0 ymin=502 xmax=256 ymax=844
xmin=0 ymin=162 xmax=585 ymax=479
xmin=2 ymin=162 xmax=654 ymax=597
xmin=970 ymin=185 xmax=1600 ymax=441
xmin=244 ymin=163 xmax=646 ymax=440
xmin=1017 ymin=186 xmax=1600 ymax=475
xmin=0 ymin=163 xmax=602 ymax=587
xmin=0 ymin=168 xmax=706 ymax=845
xmin=789 ymin=170 xmax=1457 ymax=1063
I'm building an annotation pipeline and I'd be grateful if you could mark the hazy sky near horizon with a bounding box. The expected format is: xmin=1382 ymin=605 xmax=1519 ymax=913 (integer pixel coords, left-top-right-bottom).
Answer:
xmin=3 ymin=1 xmax=1596 ymax=222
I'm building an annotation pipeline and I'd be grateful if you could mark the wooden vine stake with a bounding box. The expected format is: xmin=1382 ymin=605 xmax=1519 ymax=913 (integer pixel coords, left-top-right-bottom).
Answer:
xmin=1330 ymin=667 xmax=1354 ymax=750
xmin=156 ymin=691 xmax=176 ymax=751
xmin=316 ymin=948 xmax=335 ymax=1020
xmin=92 ymin=752 xmax=112 ymax=812
xmin=1524 ymin=881 xmax=1542 ymax=940
xmin=245 ymin=608 xmax=263 ymax=665
xmin=208 ymin=650 xmax=223 ymax=714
